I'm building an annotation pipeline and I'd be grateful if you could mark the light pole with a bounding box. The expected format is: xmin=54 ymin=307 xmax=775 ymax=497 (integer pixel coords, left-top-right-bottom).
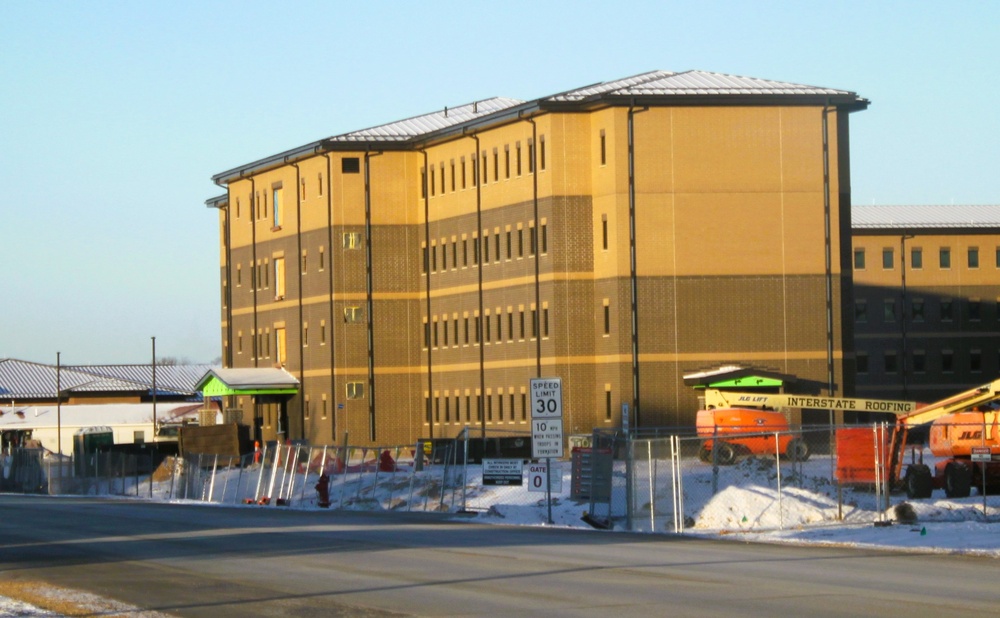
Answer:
xmin=151 ymin=337 xmax=157 ymax=433
xmin=56 ymin=351 xmax=62 ymax=456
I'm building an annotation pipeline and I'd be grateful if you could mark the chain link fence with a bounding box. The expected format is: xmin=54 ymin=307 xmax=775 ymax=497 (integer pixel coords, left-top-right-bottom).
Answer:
xmin=4 ymin=422 xmax=992 ymax=533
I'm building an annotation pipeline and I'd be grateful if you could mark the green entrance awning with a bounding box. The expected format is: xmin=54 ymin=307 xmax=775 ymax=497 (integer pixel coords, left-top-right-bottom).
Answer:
xmin=195 ymin=368 xmax=300 ymax=397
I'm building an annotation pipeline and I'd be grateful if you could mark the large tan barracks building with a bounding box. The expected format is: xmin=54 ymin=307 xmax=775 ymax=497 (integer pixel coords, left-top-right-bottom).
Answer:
xmin=207 ymin=70 xmax=869 ymax=446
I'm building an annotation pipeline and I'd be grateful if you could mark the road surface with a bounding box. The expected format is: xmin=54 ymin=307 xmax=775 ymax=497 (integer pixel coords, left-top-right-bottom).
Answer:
xmin=0 ymin=495 xmax=995 ymax=616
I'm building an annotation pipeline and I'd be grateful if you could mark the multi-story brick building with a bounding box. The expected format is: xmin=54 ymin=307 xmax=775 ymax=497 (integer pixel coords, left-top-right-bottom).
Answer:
xmin=852 ymin=205 xmax=1000 ymax=403
xmin=207 ymin=70 xmax=869 ymax=446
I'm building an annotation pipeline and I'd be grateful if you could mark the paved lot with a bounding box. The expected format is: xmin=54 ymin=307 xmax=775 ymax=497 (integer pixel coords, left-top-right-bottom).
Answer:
xmin=1 ymin=495 xmax=996 ymax=617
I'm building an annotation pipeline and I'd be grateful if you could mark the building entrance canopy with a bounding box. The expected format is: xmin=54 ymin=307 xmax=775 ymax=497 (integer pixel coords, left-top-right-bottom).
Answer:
xmin=195 ymin=368 xmax=299 ymax=397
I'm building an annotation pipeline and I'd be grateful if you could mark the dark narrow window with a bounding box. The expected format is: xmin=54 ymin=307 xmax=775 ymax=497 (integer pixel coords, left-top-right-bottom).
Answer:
xmin=435 ymin=397 xmax=440 ymax=423
xmin=518 ymin=229 xmax=523 ymax=257
xmin=493 ymin=148 xmax=499 ymax=181
xmin=483 ymin=233 xmax=490 ymax=262
xmin=423 ymin=321 xmax=430 ymax=348
xmin=425 ymin=397 xmax=431 ymax=424
xmin=543 ymin=307 xmax=549 ymax=337
xmin=528 ymin=139 xmax=535 ymax=173
xmin=541 ymin=223 xmax=548 ymax=253
xmin=440 ymin=162 xmax=445 ymax=194
xmin=445 ymin=397 xmax=450 ymax=423
xmin=433 ymin=321 xmax=439 ymax=347
xmin=521 ymin=393 xmax=527 ymax=420
xmin=421 ymin=169 xmax=426 ymax=199
xmin=496 ymin=313 xmax=502 ymax=342
xmin=498 ymin=392 xmax=505 ymax=421
xmin=495 ymin=232 xmax=500 ymax=262
xmin=600 ymin=130 xmax=606 ymax=165
xmin=507 ymin=312 xmax=513 ymax=341
xmin=516 ymin=142 xmax=522 ymax=176
xmin=450 ymin=161 xmax=456 ymax=192
xmin=504 ymin=145 xmax=510 ymax=179
xmin=540 ymin=136 xmax=546 ymax=170
xmin=506 ymin=230 xmax=512 ymax=259
xmin=602 ymin=217 xmax=608 ymax=250
xmin=452 ymin=242 xmax=457 ymax=269
xmin=606 ymin=390 xmax=612 ymax=420
xmin=485 ymin=314 xmax=491 ymax=342
xmin=464 ymin=317 xmax=469 ymax=344
xmin=487 ymin=395 xmax=493 ymax=421
xmin=604 ymin=304 xmax=610 ymax=334
xmin=474 ymin=237 xmax=480 ymax=265
xmin=530 ymin=226 xmax=536 ymax=256
xmin=531 ymin=308 xmax=538 ymax=338
xmin=475 ymin=316 xmax=481 ymax=343
xmin=422 ymin=246 xmax=428 ymax=274
xmin=482 ymin=152 xmax=488 ymax=184
xmin=463 ymin=239 xmax=468 ymax=266
xmin=461 ymin=158 xmax=466 ymax=189
xmin=519 ymin=310 xmax=525 ymax=339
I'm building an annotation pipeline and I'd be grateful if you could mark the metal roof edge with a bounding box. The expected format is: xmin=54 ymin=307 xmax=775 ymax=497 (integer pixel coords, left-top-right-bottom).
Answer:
xmin=205 ymin=194 xmax=228 ymax=209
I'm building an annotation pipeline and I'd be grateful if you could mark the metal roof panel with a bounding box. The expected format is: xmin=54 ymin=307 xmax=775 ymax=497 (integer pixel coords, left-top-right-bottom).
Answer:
xmin=852 ymin=205 xmax=1000 ymax=229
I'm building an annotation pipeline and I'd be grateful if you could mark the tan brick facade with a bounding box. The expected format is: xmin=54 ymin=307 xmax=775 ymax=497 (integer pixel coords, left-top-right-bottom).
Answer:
xmin=210 ymin=75 xmax=866 ymax=446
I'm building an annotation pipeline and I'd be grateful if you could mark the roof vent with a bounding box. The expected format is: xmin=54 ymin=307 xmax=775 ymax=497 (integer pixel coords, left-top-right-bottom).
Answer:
xmin=444 ymin=106 xmax=448 ymax=118
xmin=473 ymin=101 xmax=478 ymax=114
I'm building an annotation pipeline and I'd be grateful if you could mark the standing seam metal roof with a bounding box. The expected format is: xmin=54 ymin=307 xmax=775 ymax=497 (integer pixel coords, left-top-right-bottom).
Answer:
xmin=211 ymin=70 xmax=867 ymax=185
xmin=852 ymin=205 xmax=1000 ymax=229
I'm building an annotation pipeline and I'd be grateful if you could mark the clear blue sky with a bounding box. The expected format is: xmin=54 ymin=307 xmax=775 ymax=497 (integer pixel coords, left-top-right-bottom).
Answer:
xmin=2 ymin=1 xmax=997 ymax=365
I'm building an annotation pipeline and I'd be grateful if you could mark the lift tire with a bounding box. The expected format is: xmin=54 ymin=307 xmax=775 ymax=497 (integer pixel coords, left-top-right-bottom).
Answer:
xmin=697 ymin=444 xmax=712 ymax=463
xmin=904 ymin=464 xmax=933 ymax=499
xmin=784 ymin=438 xmax=810 ymax=462
xmin=944 ymin=461 xmax=972 ymax=498
xmin=714 ymin=442 xmax=737 ymax=466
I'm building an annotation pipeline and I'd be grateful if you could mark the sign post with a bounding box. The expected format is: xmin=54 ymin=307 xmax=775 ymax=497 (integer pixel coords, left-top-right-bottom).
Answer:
xmin=531 ymin=378 xmax=564 ymax=524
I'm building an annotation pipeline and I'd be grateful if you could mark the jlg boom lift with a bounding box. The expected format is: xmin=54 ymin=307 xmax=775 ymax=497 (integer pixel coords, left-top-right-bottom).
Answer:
xmin=698 ymin=379 xmax=1000 ymax=498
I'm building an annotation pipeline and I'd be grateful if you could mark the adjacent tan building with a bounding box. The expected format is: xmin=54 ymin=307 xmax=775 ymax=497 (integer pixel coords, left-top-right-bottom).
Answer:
xmin=852 ymin=205 xmax=1000 ymax=403
xmin=207 ymin=70 xmax=869 ymax=446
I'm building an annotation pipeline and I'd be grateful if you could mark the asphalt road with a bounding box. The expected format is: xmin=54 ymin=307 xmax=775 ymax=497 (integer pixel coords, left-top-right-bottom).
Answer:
xmin=1 ymin=495 xmax=997 ymax=617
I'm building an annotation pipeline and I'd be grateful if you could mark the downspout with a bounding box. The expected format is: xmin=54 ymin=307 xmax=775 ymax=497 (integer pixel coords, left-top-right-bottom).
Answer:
xmin=627 ymin=104 xmax=648 ymax=428
xmin=323 ymin=154 xmax=337 ymax=440
xmin=521 ymin=114 xmax=542 ymax=377
xmin=364 ymin=150 xmax=382 ymax=442
xmin=291 ymin=160 xmax=306 ymax=440
xmin=822 ymin=102 xmax=835 ymax=396
xmin=464 ymin=134 xmax=487 ymax=441
xmin=248 ymin=175 xmax=259 ymax=369
xmin=421 ymin=150 xmax=434 ymax=440
xmin=222 ymin=200 xmax=233 ymax=368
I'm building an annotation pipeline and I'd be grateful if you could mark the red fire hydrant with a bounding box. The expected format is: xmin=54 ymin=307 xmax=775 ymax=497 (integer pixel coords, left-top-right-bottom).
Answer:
xmin=315 ymin=472 xmax=331 ymax=508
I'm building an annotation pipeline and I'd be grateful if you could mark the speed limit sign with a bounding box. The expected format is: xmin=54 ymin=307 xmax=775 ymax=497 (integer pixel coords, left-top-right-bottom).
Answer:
xmin=530 ymin=377 xmax=562 ymax=419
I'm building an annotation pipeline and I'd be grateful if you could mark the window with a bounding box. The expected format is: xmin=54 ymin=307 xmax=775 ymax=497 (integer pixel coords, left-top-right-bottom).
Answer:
xmin=516 ymin=142 xmax=522 ymax=176
xmin=853 ymin=248 xmax=865 ymax=270
xmin=487 ymin=394 xmax=493 ymax=421
xmin=439 ymin=162 xmax=445 ymax=194
xmin=855 ymin=300 xmax=868 ymax=324
xmin=134 ymin=431 xmax=145 ymax=444
xmin=342 ymin=158 xmax=360 ymax=173
xmin=969 ymin=247 xmax=980 ymax=268
xmin=461 ymin=157 xmax=466 ymax=189
xmin=319 ymin=246 xmax=325 ymax=271
xmin=911 ymin=248 xmax=922 ymax=269
xmin=528 ymin=139 xmax=535 ymax=173
xmin=541 ymin=222 xmax=548 ymax=254
xmin=970 ymin=299 xmax=982 ymax=321
xmin=599 ymin=129 xmax=606 ymax=165
xmin=506 ymin=230 xmax=512 ymax=260
xmin=495 ymin=231 xmax=500 ymax=262
xmin=605 ymin=389 xmax=612 ymax=420
xmin=504 ymin=145 xmax=510 ymax=179
xmin=344 ymin=306 xmax=364 ymax=323
xmin=519 ymin=310 xmax=525 ymax=339
xmin=464 ymin=316 xmax=469 ymax=345
xmin=450 ymin=160 xmax=456 ymax=192
xmin=431 ymin=243 xmax=437 ymax=272
xmin=482 ymin=151 xmax=488 ymax=184
xmin=530 ymin=225 xmax=536 ymax=256
xmin=318 ymin=173 xmax=324 ymax=195
xmin=971 ymin=349 xmax=982 ymax=373
xmin=472 ymin=153 xmax=478 ymax=186
xmin=485 ymin=313 xmax=491 ymax=342
xmin=540 ymin=135 xmax=546 ymax=170
xmin=441 ymin=240 xmax=448 ymax=270
xmin=517 ymin=228 xmax=523 ymax=258
xmin=521 ymin=392 xmax=527 ymax=421
xmin=301 ymin=251 xmax=307 ymax=275
xmin=911 ymin=298 xmax=924 ymax=322
xmin=442 ymin=317 xmax=448 ymax=346
xmin=603 ymin=301 xmax=610 ymax=335
xmin=236 ymin=264 xmax=242 ymax=287
xmin=857 ymin=352 xmax=869 ymax=374
xmin=463 ymin=239 xmax=468 ymax=267
xmin=543 ymin=306 xmax=549 ymax=338
xmin=422 ymin=245 xmax=428 ymax=274
xmin=498 ymin=391 xmax=504 ymax=421
xmin=452 ymin=242 xmax=457 ymax=270
xmin=507 ymin=311 xmax=513 ymax=342
xmin=482 ymin=232 xmax=490 ymax=262
xmin=473 ymin=236 xmax=480 ymax=266
xmin=884 ymin=351 xmax=898 ymax=374
xmin=496 ymin=313 xmax=503 ymax=342
xmin=912 ymin=350 xmax=926 ymax=373
xmin=942 ymin=350 xmax=954 ymax=373
xmin=882 ymin=248 xmax=894 ymax=269
xmin=274 ymin=258 xmax=285 ymax=299
xmin=940 ymin=247 xmax=951 ymax=269
xmin=275 ymin=327 xmax=287 ymax=366
xmin=602 ymin=216 xmax=608 ymax=250
xmin=320 ymin=320 xmax=326 ymax=345
xmin=423 ymin=319 xmax=430 ymax=348
xmin=347 ymin=382 xmax=364 ymax=399
xmin=272 ymin=187 xmax=282 ymax=228
xmin=343 ymin=232 xmax=362 ymax=249
xmin=421 ymin=168 xmax=427 ymax=199
xmin=303 ymin=323 xmax=309 ymax=346
xmin=493 ymin=148 xmax=499 ymax=182
xmin=883 ymin=298 xmax=895 ymax=322
xmin=433 ymin=320 xmax=439 ymax=347
xmin=941 ymin=299 xmax=954 ymax=321
xmin=996 ymin=247 xmax=1000 ymax=268
xmin=474 ymin=315 xmax=481 ymax=344
xmin=531 ymin=308 xmax=537 ymax=338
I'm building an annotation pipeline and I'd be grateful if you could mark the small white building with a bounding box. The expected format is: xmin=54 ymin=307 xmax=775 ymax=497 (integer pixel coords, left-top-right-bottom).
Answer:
xmin=0 ymin=402 xmax=205 ymax=454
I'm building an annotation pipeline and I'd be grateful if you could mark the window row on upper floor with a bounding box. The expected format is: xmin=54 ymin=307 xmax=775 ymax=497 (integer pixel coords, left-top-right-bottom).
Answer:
xmin=854 ymin=245 xmax=999 ymax=272
xmin=421 ymin=136 xmax=547 ymax=199
xmin=855 ymin=297 xmax=999 ymax=325
xmin=422 ymin=220 xmax=548 ymax=274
